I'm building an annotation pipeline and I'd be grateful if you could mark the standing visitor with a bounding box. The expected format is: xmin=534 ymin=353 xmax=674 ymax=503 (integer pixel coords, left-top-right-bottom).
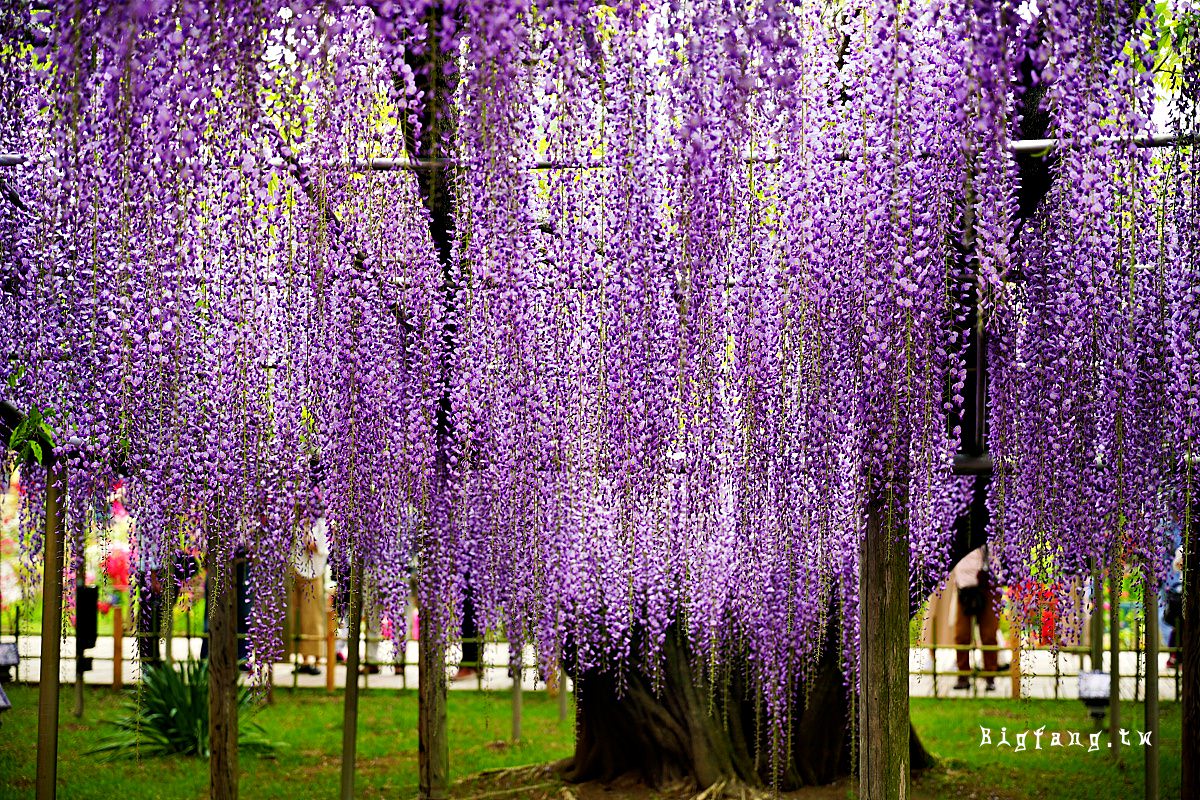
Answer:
xmin=1166 ymin=544 xmax=1183 ymax=670
xmin=953 ymin=545 xmax=1002 ymax=691
xmin=200 ymin=547 xmax=253 ymax=668
xmin=453 ymin=580 xmax=479 ymax=682
xmin=361 ymin=590 xmax=383 ymax=675
xmin=134 ymin=548 xmax=165 ymax=665
xmin=135 ymin=545 xmax=200 ymax=665
xmin=290 ymin=513 xmax=329 ymax=675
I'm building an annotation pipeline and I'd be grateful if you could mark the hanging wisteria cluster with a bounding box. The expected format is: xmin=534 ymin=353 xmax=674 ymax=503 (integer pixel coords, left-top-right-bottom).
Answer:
xmin=1 ymin=0 xmax=1197 ymax=766
xmin=985 ymin=5 xmax=1200 ymax=633
xmin=0 ymin=1 xmax=443 ymax=676
xmin=443 ymin=0 xmax=1199 ymax=751
xmin=442 ymin=1 xmax=983 ymax=754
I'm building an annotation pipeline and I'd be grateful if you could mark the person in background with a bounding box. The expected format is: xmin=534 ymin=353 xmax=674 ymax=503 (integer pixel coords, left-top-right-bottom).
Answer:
xmin=1165 ymin=544 xmax=1183 ymax=670
xmin=453 ymin=580 xmax=479 ymax=682
xmin=200 ymin=547 xmax=253 ymax=669
xmin=135 ymin=545 xmax=200 ymax=665
xmin=953 ymin=544 xmax=1003 ymax=691
xmin=135 ymin=547 xmax=166 ymax=665
xmin=362 ymin=591 xmax=382 ymax=675
xmin=290 ymin=512 xmax=329 ymax=675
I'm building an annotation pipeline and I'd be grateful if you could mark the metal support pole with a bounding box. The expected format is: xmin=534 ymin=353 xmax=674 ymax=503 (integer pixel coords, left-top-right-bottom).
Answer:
xmin=1145 ymin=576 xmax=1159 ymax=800
xmin=858 ymin=490 xmax=909 ymax=800
xmin=341 ymin=558 xmax=363 ymax=800
xmin=35 ymin=464 xmax=66 ymax=800
xmin=0 ymin=133 xmax=1191 ymax=172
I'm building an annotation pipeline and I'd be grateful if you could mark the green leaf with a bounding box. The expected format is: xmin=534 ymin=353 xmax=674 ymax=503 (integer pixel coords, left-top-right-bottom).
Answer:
xmin=86 ymin=659 xmax=279 ymax=761
xmin=8 ymin=418 xmax=29 ymax=449
xmin=28 ymin=440 xmax=42 ymax=463
xmin=6 ymin=363 xmax=26 ymax=388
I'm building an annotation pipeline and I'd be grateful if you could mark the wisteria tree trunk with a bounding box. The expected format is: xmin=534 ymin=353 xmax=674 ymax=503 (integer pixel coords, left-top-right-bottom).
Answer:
xmin=564 ymin=621 xmax=933 ymax=791
xmin=207 ymin=540 xmax=239 ymax=800
xmin=563 ymin=473 xmax=991 ymax=792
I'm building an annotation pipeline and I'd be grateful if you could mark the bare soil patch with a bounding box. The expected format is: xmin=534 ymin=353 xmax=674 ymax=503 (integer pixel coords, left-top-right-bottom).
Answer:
xmin=449 ymin=763 xmax=1011 ymax=800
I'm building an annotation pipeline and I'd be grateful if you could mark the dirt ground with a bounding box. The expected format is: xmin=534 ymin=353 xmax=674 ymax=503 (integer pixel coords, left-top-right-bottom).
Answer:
xmin=449 ymin=763 xmax=1017 ymax=800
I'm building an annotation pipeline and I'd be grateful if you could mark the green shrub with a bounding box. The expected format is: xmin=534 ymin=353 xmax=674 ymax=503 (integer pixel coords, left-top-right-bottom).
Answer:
xmin=88 ymin=660 xmax=277 ymax=760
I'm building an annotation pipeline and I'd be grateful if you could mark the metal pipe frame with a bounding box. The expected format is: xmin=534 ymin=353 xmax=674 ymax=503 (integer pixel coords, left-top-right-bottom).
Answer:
xmin=0 ymin=132 xmax=1192 ymax=172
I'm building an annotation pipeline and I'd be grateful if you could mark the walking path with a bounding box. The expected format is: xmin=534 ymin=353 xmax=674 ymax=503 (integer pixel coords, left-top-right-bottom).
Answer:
xmin=0 ymin=634 xmax=1181 ymax=702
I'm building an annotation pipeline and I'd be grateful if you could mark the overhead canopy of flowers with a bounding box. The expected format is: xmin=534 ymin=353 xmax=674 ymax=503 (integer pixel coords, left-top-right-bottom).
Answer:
xmin=0 ymin=0 xmax=1196 ymax=753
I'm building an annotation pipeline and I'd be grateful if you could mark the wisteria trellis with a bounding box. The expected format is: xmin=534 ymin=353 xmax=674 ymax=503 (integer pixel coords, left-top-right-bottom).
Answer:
xmin=1 ymin=0 xmax=1197 ymax=761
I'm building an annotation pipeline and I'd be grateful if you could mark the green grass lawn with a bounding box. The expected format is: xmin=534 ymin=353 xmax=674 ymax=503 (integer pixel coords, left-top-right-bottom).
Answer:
xmin=910 ymin=696 xmax=1181 ymax=800
xmin=0 ymin=684 xmax=575 ymax=799
xmin=0 ymin=686 xmax=1180 ymax=800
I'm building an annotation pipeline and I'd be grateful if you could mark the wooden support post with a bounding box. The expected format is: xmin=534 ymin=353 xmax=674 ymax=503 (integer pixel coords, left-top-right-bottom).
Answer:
xmin=341 ymin=559 xmax=364 ymax=800
xmin=1145 ymin=575 xmax=1159 ymax=800
xmin=418 ymin=603 xmax=449 ymax=800
xmin=35 ymin=465 xmax=65 ymax=800
xmin=112 ymin=605 xmax=123 ymax=690
xmin=1183 ymin=494 xmax=1199 ymax=799
xmin=208 ymin=541 xmax=239 ymax=800
xmin=1109 ymin=572 xmax=1120 ymax=758
xmin=511 ymin=646 xmax=522 ymax=743
xmin=326 ymin=594 xmax=337 ymax=694
xmin=859 ymin=491 xmax=909 ymax=800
